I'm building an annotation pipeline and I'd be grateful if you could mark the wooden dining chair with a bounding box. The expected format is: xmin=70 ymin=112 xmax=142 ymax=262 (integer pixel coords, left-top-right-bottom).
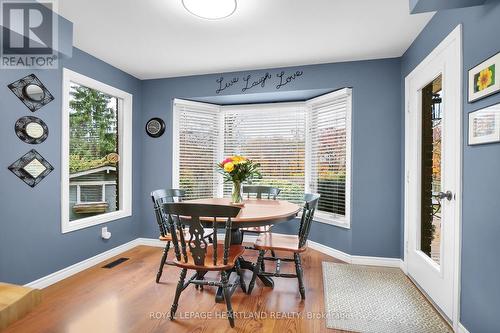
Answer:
xmin=247 ymin=193 xmax=320 ymax=300
xmin=241 ymin=185 xmax=280 ymax=235
xmin=162 ymin=202 xmax=246 ymax=328
xmin=243 ymin=185 xmax=281 ymax=200
xmin=240 ymin=185 xmax=281 ymax=260
xmin=151 ymin=189 xmax=213 ymax=283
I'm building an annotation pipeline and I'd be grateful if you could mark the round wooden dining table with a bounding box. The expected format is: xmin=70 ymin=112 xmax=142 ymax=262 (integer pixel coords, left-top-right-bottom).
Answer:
xmin=185 ymin=197 xmax=301 ymax=302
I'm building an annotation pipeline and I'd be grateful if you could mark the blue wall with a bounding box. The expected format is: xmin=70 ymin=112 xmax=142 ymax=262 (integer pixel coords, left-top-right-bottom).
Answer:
xmin=140 ymin=58 xmax=403 ymax=259
xmin=1 ymin=3 xmax=497 ymax=331
xmin=0 ymin=46 xmax=143 ymax=284
xmin=401 ymin=1 xmax=500 ymax=332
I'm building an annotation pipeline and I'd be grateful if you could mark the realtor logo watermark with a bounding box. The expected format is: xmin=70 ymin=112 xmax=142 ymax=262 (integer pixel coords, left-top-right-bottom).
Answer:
xmin=0 ymin=0 xmax=58 ymax=69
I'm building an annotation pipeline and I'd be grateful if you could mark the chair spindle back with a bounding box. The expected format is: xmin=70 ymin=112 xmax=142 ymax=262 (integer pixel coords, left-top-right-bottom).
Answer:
xmin=298 ymin=193 xmax=320 ymax=248
xmin=162 ymin=203 xmax=241 ymax=266
xmin=151 ymin=189 xmax=186 ymax=237
xmin=243 ymin=185 xmax=281 ymax=200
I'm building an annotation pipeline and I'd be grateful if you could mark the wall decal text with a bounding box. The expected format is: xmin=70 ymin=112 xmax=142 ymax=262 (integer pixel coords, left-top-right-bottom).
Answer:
xmin=216 ymin=76 xmax=239 ymax=94
xmin=215 ymin=70 xmax=304 ymax=94
xmin=276 ymin=70 xmax=303 ymax=90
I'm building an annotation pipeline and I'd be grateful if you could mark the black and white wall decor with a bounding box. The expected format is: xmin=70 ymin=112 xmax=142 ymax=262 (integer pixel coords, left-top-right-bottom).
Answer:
xmin=145 ymin=117 xmax=166 ymax=138
xmin=15 ymin=116 xmax=49 ymax=144
xmin=8 ymin=149 xmax=54 ymax=187
xmin=8 ymin=74 xmax=55 ymax=112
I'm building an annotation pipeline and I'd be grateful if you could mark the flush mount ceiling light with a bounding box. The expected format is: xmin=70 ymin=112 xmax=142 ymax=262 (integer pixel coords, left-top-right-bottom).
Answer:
xmin=182 ymin=0 xmax=237 ymax=20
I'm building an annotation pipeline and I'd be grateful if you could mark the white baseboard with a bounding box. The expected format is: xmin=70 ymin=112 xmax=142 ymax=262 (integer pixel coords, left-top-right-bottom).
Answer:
xmin=25 ymin=235 xmax=403 ymax=289
xmin=306 ymin=239 xmax=352 ymax=263
xmin=25 ymin=238 xmax=141 ymax=289
xmin=136 ymin=237 xmax=165 ymax=248
xmin=140 ymin=234 xmax=403 ymax=268
xmin=309 ymin=240 xmax=402 ymax=268
xmin=24 ymin=235 xmax=467 ymax=332
xmin=457 ymin=323 xmax=470 ymax=333
xmin=244 ymin=233 xmax=402 ymax=268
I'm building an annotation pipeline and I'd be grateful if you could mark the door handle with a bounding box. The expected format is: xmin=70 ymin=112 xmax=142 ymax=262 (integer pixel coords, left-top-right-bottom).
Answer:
xmin=437 ymin=191 xmax=453 ymax=201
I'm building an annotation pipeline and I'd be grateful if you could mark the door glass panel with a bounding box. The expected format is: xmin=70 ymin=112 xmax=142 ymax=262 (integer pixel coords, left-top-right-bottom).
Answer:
xmin=420 ymin=75 xmax=442 ymax=265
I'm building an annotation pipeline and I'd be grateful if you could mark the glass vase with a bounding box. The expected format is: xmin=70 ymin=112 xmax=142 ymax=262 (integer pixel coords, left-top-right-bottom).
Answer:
xmin=231 ymin=181 xmax=243 ymax=204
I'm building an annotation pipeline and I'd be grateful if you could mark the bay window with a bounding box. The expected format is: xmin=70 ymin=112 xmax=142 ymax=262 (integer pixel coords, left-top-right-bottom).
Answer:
xmin=173 ymin=88 xmax=352 ymax=228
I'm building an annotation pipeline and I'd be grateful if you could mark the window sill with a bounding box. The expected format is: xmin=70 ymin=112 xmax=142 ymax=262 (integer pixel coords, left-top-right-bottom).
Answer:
xmin=62 ymin=209 xmax=131 ymax=233
xmin=314 ymin=212 xmax=350 ymax=229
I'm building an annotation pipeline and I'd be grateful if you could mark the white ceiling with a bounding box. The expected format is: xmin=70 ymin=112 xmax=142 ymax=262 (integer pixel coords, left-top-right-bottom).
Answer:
xmin=57 ymin=0 xmax=434 ymax=80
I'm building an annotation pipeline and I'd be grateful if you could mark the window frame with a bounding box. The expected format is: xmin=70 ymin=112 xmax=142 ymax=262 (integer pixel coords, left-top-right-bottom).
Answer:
xmin=171 ymin=98 xmax=223 ymax=198
xmin=172 ymin=88 xmax=352 ymax=229
xmin=61 ymin=68 xmax=133 ymax=233
xmin=305 ymin=88 xmax=352 ymax=229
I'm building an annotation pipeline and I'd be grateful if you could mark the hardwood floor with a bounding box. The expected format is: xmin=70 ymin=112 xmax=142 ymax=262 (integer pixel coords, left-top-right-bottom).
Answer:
xmin=4 ymin=245 xmax=348 ymax=333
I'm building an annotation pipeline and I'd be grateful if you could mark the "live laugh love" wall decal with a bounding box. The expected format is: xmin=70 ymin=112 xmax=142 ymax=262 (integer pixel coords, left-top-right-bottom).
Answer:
xmin=215 ymin=70 xmax=304 ymax=94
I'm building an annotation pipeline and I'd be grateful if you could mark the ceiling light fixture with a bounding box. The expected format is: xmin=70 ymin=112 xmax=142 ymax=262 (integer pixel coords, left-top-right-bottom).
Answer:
xmin=182 ymin=0 xmax=237 ymax=20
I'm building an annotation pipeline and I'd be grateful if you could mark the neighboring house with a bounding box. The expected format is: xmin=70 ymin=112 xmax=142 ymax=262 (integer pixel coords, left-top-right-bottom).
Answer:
xmin=69 ymin=166 xmax=117 ymax=221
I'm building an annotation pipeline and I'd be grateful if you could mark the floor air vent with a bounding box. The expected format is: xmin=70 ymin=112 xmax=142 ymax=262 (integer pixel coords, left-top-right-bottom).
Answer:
xmin=102 ymin=257 xmax=129 ymax=269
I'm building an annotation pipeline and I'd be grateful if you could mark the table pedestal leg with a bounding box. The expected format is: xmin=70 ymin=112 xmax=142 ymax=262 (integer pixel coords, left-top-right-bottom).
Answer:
xmin=215 ymin=228 xmax=274 ymax=303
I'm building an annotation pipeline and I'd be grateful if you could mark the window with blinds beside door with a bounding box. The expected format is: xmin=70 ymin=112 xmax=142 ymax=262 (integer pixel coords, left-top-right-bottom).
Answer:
xmin=173 ymin=88 xmax=352 ymax=228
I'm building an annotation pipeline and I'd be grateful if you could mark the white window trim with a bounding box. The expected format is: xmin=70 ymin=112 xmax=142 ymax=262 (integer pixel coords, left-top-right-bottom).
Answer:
xmin=172 ymin=88 xmax=352 ymax=229
xmin=61 ymin=68 xmax=133 ymax=233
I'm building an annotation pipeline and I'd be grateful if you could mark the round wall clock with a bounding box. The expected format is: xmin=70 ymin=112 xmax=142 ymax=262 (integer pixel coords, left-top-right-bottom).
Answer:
xmin=15 ymin=116 xmax=49 ymax=144
xmin=145 ymin=117 xmax=166 ymax=138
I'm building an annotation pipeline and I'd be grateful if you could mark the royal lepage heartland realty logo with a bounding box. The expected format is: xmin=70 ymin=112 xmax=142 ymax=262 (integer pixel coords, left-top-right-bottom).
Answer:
xmin=1 ymin=0 xmax=58 ymax=69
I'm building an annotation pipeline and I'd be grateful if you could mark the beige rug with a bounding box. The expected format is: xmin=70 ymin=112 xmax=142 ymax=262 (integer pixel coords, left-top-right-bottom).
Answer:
xmin=322 ymin=262 xmax=452 ymax=333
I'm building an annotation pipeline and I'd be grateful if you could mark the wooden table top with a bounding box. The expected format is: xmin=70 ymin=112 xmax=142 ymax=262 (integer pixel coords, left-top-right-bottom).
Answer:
xmin=185 ymin=198 xmax=301 ymax=226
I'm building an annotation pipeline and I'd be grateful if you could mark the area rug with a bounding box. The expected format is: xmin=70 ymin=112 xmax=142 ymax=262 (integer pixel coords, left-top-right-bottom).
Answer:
xmin=321 ymin=262 xmax=452 ymax=333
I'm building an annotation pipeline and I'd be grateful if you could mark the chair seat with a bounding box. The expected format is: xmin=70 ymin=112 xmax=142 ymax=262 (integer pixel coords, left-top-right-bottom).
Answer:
xmin=240 ymin=225 xmax=272 ymax=233
xmin=254 ymin=233 xmax=307 ymax=253
xmin=173 ymin=244 xmax=245 ymax=271
xmin=159 ymin=228 xmax=213 ymax=241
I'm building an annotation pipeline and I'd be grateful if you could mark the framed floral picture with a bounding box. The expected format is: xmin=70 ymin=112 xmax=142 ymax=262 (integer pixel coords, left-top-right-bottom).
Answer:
xmin=468 ymin=103 xmax=500 ymax=145
xmin=468 ymin=52 xmax=500 ymax=102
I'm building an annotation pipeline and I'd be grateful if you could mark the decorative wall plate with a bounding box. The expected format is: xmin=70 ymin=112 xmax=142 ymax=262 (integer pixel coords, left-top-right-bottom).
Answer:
xmin=146 ymin=117 xmax=166 ymax=138
xmin=8 ymin=74 xmax=55 ymax=112
xmin=8 ymin=149 xmax=54 ymax=187
xmin=15 ymin=116 xmax=49 ymax=144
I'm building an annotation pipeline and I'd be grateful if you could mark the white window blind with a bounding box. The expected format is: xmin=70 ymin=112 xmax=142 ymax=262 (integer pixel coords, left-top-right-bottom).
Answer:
xmin=173 ymin=100 xmax=222 ymax=200
xmin=222 ymin=104 xmax=306 ymax=202
xmin=172 ymin=89 xmax=352 ymax=228
xmin=307 ymin=88 xmax=352 ymax=225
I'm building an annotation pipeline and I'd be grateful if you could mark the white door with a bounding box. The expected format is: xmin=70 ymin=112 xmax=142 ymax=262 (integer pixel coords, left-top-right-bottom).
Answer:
xmin=404 ymin=25 xmax=462 ymax=322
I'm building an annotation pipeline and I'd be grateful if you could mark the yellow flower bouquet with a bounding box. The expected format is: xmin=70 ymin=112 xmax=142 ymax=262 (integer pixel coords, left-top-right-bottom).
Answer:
xmin=217 ymin=155 xmax=261 ymax=203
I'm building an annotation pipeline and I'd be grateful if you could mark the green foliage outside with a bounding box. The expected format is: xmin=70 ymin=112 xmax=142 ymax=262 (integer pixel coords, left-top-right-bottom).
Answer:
xmin=69 ymin=155 xmax=117 ymax=174
xmin=69 ymin=85 xmax=118 ymax=173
